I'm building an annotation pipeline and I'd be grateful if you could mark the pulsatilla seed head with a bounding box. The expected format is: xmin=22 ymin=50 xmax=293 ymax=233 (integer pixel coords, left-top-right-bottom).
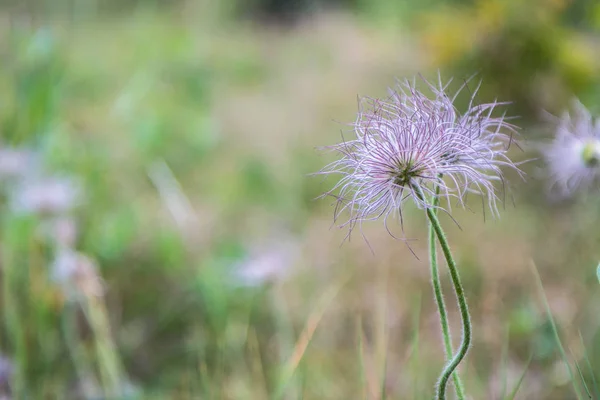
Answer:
xmin=542 ymin=99 xmax=600 ymax=197
xmin=316 ymin=74 xmax=522 ymax=239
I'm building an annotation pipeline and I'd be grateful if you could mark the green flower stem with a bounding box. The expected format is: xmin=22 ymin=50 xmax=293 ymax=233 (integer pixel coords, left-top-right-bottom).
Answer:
xmin=428 ymin=185 xmax=465 ymax=400
xmin=413 ymin=184 xmax=472 ymax=400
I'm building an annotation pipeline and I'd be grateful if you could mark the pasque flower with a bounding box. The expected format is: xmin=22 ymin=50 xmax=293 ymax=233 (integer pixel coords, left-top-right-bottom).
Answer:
xmin=542 ymin=99 xmax=600 ymax=197
xmin=318 ymin=75 xmax=521 ymax=235
xmin=317 ymin=74 xmax=524 ymax=400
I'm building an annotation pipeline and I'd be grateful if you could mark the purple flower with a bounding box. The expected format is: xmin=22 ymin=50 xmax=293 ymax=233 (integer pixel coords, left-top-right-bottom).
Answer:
xmin=317 ymin=75 xmax=521 ymax=237
xmin=541 ymin=99 xmax=600 ymax=197
xmin=0 ymin=147 xmax=37 ymax=181
xmin=9 ymin=176 xmax=81 ymax=216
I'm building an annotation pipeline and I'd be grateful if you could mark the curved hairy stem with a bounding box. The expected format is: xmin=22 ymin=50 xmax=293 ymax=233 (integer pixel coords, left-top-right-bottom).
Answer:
xmin=428 ymin=184 xmax=465 ymax=400
xmin=413 ymin=184 xmax=471 ymax=400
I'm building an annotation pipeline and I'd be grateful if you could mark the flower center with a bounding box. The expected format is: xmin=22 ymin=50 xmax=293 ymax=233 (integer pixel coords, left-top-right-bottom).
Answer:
xmin=581 ymin=140 xmax=600 ymax=168
xmin=391 ymin=162 xmax=420 ymax=187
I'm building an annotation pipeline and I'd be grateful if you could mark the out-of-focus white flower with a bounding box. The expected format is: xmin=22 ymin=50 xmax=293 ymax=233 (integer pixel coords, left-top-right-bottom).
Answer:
xmin=50 ymin=247 xmax=79 ymax=287
xmin=231 ymin=235 xmax=300 ymax=287
xmin=10 ymin=176 xmax=81 ymax=216
xmin=51 ymin=247 xmax=104 ymax=300
xmin=541 ymin=99 xmax=600 ymax=197
xmin=0 ymin=147 xmax=37 ymax=181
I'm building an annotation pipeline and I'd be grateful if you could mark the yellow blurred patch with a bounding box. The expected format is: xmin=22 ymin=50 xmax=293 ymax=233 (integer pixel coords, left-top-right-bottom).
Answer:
xmin=474 ymin=0 xmax=508 ymax=34
xmin=420 ymin=9 xmax=478 ymax=66
xmin=556 ymin=34 xmax=597 ymax=90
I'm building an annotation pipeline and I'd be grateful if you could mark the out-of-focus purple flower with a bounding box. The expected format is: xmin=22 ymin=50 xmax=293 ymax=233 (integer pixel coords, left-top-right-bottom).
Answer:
xmin=0 ymin=356 xmax=13 ymax=397
xmin=231 ymin=235 xmax=300 ymax=287
xmin=10 ymin=176 xmax=81 ymax=216
xmin=317 ymin=75 xmax=521 ymax=237
xmin=0 ymin=147 xmax=37 ymax=181
xmin=51 ymin=247 xmax=104 ymax=300
xmin=541 ymin=100 xmax=600 ymax=197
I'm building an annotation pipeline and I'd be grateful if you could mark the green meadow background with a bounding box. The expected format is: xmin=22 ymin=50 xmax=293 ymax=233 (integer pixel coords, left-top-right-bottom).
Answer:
xmin=0 ymin=0 xmax=599 ymax=398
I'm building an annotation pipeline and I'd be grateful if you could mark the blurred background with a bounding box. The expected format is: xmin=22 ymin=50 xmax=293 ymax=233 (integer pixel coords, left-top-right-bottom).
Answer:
xmin=0 ymin=0 xmax=598 ymax=399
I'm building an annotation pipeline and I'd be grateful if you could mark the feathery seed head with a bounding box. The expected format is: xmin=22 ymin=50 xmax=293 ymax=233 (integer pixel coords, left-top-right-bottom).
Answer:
xmin=317 ymin=75 xmax=521 ymax=238
xmin=542 ymin=99 xmax=600 ymax=197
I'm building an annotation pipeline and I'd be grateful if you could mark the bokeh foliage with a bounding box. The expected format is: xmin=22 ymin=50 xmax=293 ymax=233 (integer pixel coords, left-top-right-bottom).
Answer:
xmin=0 ymin=1 xmax=596 ymax=399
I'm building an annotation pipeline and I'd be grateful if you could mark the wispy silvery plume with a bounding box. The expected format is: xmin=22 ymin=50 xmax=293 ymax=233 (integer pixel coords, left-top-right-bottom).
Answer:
xmin=541 ymin=99 xmax=600 ymax=197
xmin=317 ymin=75 xmax=522 ymax=238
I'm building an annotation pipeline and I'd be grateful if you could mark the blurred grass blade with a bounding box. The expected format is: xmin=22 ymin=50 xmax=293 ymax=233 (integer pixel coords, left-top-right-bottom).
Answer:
xmin=272 ymin=288 xmax=301 ymax=400
xmin=356 ymin=315 xmax=367 ymax=399
xmin=572 ymin=350 xmax=592 ymax=400
xmin=62 ymin=302 xmax=101 ymax=399
xmin=274 ymin=277 xmax=349 ymax=399
xmin=376 ymin=262 xmax=389 ymax=400
xmin=408 ymin=294 xmax=422 ymax=400
xmin=247 ymin=327 xmax=270 ymax=399
xmin=199 ymin=361 xmax=213 ymax=399
xmin=81 ymin=294 xmax=126 ymax=398
xmin=504 ymin=353 xmax=532 ymax=400
xmin=380 ymin=347 xmax=388 ymax=400
xmin=529 ymin=260 xmax=584 ymax=400
xmin=147 ymin=159 xmax=198 ymax=231
xmin=579 ymin=331 xmax=599 ymax=398
xmin=499 ymin=325 xmax=510 ymax=399
xmin=358 ymin=320 xmax=380 ymax=399
xmin=2 ymin=216 xmax=36 ymax=399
